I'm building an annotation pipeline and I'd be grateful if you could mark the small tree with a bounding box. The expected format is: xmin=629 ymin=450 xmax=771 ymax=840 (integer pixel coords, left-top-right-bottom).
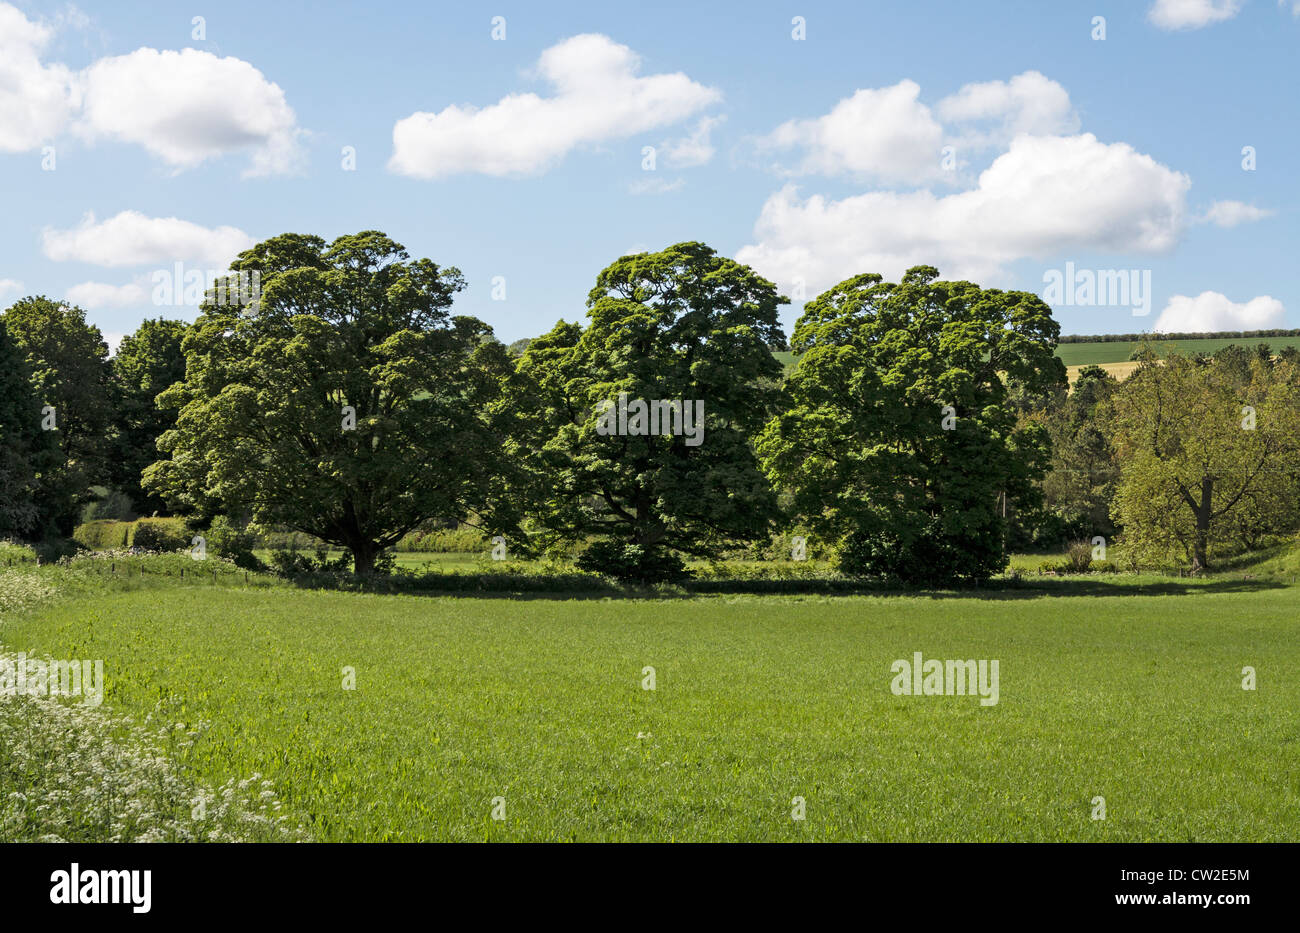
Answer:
xmin=1109 ymin=348 xmax=1300 ymax=569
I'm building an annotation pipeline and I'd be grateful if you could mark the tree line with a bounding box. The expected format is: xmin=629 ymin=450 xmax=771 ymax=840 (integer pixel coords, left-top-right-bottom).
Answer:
xmin=3 ymin=231 xmax=1298 ymax=583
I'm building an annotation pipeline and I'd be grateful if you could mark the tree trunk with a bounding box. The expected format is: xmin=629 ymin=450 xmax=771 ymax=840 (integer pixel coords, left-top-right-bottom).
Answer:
xmin=350 ymin=539 xmax=378 ymax=575
xmin=1193 ymin=477 xmax=1213 ymax=570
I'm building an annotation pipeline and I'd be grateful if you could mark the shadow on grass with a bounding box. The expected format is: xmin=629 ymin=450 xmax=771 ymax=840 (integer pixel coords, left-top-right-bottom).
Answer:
xmin=275 ymin=569 xmax=1293 ymax=602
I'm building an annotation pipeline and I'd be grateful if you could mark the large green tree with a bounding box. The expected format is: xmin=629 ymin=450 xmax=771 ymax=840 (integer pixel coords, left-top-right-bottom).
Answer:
xmin=758 ymin=267 xmax=1066 ymax=584
xmin=1109 ymin=348 xmax=1300 ymax=569
xmin=144 ymin=231 xmax=510 ymax=574
xmin=0 ymin=319 xmax=56 ymax=538
xmin=109 ymin=318 xmax=189 ymax=515
xmin=1 ymin=296 xmax=112 ymax=534
xmin=496 ymin=242 xmax=787 ymax=579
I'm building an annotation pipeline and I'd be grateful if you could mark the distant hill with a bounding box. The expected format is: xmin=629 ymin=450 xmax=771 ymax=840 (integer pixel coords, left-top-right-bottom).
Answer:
xmin=774 ymin=332 xmax=1300 ymax=380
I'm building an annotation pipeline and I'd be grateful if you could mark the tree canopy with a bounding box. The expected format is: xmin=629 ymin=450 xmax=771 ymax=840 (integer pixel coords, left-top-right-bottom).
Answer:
xmin=495 ymin=242 xmax=788 ymax=580
xmin=144 ymin=231 xmax=509 ymax=573
xmin=758 ymin=266 xmax=1066 ymax=584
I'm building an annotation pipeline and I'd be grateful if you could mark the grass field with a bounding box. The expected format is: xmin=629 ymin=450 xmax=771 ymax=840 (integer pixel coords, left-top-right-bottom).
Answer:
xmin=775 ymin=336 xmax=1300 ymax=380
xmin=3 ymin=561 xmax=1297 ymax=842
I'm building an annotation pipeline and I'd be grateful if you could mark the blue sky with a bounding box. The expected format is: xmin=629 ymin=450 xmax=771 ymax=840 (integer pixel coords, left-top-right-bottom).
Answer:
xmin=0 ymin=0 xmax=1295 ymax=348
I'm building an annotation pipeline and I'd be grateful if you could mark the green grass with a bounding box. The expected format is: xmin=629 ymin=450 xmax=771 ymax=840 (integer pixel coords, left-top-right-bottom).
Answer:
xmin=3 ymin=567 xmax=1297 ymax=841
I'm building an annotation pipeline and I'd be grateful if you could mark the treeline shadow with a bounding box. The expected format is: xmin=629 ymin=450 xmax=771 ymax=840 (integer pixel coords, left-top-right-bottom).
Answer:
xmin=275 ymin=569 xmax=1291 ymax=602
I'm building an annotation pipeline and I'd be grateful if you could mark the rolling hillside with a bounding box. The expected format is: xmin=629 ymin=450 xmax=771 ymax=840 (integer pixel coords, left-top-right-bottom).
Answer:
xmin=775 ymin=334 xmax=1300 ymax=382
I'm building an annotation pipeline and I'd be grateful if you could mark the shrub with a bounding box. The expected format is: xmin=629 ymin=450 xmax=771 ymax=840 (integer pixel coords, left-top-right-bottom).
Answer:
xmin=1065 ymin=540 xmax=1094 ymax=573
xmin=72 ymin=520 xmax=132 ymax=550
xmin=206 ymin=516 xmax=263 ymax=571
xmin=574 ymin=539 xmax=689 ymax=584
xmin=129 ymin=517 xmax=190 ymax=552
xmin=838 ymin=521 xmax=1008 ymax=586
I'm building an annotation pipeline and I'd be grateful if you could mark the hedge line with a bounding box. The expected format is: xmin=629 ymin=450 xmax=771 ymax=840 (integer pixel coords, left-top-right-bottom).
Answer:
xmin=1058 ymin=329 xmax=1300 ymax=344
xmin=73 ymin=520 xmax=488 ymax=554
xmin=73 ymin=518 xmax=189 ymax=551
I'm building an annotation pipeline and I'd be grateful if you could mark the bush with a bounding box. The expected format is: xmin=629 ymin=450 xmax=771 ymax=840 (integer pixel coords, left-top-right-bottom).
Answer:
xmin=73 ymin=520 xmax=132 ymax=550
xmin=574 ymin=539 xmax=689 ymax=584
xmin=838 ymin=520 xmax=1008 ymax=586
xmin=1064 ymin=540 xmax=1095 ymax=573
xmin=206 ymin=516 xmax=263 ymax=570
xmin=129 ymin=517 xmax=190 ymax=552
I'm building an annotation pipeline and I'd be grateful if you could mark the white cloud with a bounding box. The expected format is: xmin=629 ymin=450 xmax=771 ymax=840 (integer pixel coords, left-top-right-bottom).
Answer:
xmin=756 ymin=71 xmax=1077 ymax=184
xmin=936 ymin=71 xmax=1079 ymax=150
xmin=0 ymin=3 xmax=79 ymax=152
xmin=43 ymin=211 xmax=254 ymax=267
xmin=65 ymin=279 xmax=149 ymax=309
xmin=0 ymin=5 xmax=301 ymax=174
xmin=628 ymin=176 xmax=684 ymax=195
xmin=738 ymin=133 xmax=1190 ymax=297
xmin=1197 ymin=200 xmax=1274 ymax=227
xmin=1153 ymin=292 xmax=1285 ymax=331
xmin=660 ymin=115 xmax=723 ymax=168
xmin=0 ymin=279 xmax=26 ymax=303
xmin=102 ymin=332 xmax=125 ymax=355
xmin=1149 ymin=0 xmax=1244 ymax=29
xmin=758 ymin=80 xmax=944 ymax=184
xmin=389 ymin=34 xmax=721 ymax=178
xmin=79 ymin=48 xmax=303 ymax=175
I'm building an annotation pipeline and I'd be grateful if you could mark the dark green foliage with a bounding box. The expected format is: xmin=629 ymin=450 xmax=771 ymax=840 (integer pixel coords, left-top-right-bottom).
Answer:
xmin=144 ymin=231 xmax=510 ymax=575
xmin=574 ymin=538 xmax=689 ymax=583
xmin=760 ymin=266 xmax=1066 ymax=585
xmin=109 ymin=318 xmax=188 ymax=515
xmin=496 ymin=242 xmax=788 ymax=570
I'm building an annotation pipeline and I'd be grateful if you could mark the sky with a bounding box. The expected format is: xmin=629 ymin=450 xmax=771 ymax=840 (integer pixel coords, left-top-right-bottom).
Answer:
xmin=0 ymin=0 xmax=1296 ymax=351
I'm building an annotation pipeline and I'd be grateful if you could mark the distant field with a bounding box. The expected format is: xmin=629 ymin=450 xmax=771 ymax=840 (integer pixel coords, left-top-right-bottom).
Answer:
xmin=776 ymin=336 xmax=1300 ymax=378
xmin=1055 ymin=336 xmax=1300 ymax=367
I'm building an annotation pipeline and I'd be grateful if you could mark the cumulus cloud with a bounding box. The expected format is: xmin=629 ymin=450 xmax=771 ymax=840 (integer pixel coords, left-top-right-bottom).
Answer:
xmin=1153 ymin=292 xmax=1285 ymax=331
xmin=42 ymin=211 xmax=254 ymax=267
xmin=756 ymin=71 xmax=1077 ymax=184
xmin=79 ymin=48 xmax=303 ymax=175
xmin=758 ymin=80 xmax=944 ymax=184
xmin=737 ymin=133 xmax=1190 ymax=296
xmin=64 ymin=279 xmax=149 ymax=309
xmin=0 ymin=4 xmax=302 ymax=174
xmin=660 ymin=115 xmax=723 ymax=168
xmin=1197 ymin=200 xmax=1274 ymax=227
xmin=1148 ymin=0 xmax=1244 ymax=29
xmin=389 ymin=34 xmax=720 ymax=178
xmin=0 ymin=3 xmax=79 ymax=152
xmin=936 ymin=71 xmax=1079 ymax=150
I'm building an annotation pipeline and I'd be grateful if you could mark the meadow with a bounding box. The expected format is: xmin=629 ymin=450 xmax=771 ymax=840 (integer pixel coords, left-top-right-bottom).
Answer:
xmin=3 ymin=549 xmax=1297 ymax=842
